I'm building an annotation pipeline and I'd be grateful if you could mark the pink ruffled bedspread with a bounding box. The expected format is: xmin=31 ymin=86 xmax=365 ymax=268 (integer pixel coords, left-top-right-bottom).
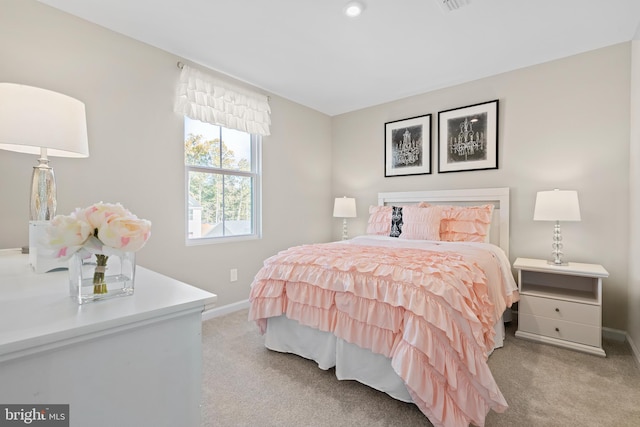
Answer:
xmin=249 ymin=239 xmax=518 ymax=427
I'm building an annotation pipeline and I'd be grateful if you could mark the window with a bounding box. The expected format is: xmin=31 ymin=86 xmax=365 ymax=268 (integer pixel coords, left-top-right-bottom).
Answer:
xmin=184 ymin=117 xmax=261 ymax=243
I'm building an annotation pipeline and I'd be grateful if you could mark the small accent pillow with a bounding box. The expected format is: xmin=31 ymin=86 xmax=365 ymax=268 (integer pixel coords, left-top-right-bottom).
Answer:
xmin=398 ymin=206 xmax=442 ymax=240
xmin=390 ymin=206 xmax=403 ymax=237
xmin=439 ymin=204 xmax=494 ymax=242
xmin=366 ymin=205 xmax=392 ymax=235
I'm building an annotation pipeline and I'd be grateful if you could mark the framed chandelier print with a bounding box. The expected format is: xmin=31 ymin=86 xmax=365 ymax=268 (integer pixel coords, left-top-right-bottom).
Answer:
xmin=384 ymin=114 xmax=432 ymax=177
xmin=437 ymin=100 xmax=499 ymax=173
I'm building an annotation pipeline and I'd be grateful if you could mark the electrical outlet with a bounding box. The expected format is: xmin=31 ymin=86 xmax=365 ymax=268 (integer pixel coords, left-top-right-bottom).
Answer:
xmin=230 ymin=268 xmax=238 ymax=282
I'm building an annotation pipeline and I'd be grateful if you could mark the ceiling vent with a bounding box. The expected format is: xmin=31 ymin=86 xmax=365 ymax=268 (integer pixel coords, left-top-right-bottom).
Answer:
xmin=437 ymin=0 xmax=471 ymax=12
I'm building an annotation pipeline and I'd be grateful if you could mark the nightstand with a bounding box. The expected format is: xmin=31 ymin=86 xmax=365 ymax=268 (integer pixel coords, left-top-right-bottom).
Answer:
xmin=513 ymin=257 xmax=609 ymax=357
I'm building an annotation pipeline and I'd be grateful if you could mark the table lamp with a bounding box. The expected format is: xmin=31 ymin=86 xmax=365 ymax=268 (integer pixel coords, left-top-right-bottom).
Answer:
xmin=533 ymin=189 xmax=581 ymax=265
xmin=333 ymin=197 xmax=356 ymax=240
xmin=0 ymin=83 xmax=89 ymax=272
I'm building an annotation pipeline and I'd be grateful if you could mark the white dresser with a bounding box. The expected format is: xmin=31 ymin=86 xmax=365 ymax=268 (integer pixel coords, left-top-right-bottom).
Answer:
xmin=514 ymin=257 xmax=608 ymax=357
xmin=0 ymin=249 xmax=216 ymax=426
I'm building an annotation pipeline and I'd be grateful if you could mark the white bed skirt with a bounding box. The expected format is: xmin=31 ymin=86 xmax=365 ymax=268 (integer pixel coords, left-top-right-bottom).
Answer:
xmin=264 ymin=315 xmax=506 ymax=403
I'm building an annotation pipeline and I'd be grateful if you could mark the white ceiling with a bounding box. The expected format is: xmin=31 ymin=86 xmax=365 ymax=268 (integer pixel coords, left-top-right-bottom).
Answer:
xmin=37 ymin=0 xmax=640 ymax=116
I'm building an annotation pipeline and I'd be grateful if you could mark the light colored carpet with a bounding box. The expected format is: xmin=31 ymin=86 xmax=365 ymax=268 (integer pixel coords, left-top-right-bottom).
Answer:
xmin=201 ymin=310 xmax=640 ymax=427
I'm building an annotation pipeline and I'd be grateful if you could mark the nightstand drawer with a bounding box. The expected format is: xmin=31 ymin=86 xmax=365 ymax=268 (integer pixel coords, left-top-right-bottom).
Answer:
xmin=518 ymin=313 xmax=601 ymax=347
xmin=518 ymin=295 xmax=600 ymax=326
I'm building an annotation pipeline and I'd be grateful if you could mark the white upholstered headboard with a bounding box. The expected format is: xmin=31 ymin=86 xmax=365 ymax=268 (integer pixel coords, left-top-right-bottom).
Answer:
xmin=377 ymin=187 xmax=510 ymax=257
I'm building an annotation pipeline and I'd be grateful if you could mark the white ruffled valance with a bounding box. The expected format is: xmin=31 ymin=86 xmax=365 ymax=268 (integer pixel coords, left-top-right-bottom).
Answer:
xmin=174 ymin=64 xmax=271 ymax=136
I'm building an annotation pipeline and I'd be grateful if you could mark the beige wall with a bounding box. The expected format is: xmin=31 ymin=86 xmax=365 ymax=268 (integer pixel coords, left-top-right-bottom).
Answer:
xmin=332 ymin=44 xmax=631 ymax=331
xmin=0 ymin=0 xmax=333 ymax=307
xmin=0 ymin=1 xmax=635 ymax=334
xmin=629 ymin=38 xmax=640 ymax=361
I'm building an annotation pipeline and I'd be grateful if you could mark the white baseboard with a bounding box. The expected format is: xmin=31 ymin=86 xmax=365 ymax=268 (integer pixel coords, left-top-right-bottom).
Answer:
xmin=627 ymin=333 xmax=640 ymax=370
xmin=602 ymin=326 xmax=627 ymax=342
xmin=202 ymin=299 xmax=250 ymax=321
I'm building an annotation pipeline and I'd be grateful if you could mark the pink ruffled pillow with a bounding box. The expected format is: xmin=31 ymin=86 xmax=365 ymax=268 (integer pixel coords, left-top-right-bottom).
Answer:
xmin=439 ymin=204 xmax=494 ymax=242
xmin=398 ymin=206 xmax=442 ymax=240
xmin=366 ymin=205 xmax=392 ymax=235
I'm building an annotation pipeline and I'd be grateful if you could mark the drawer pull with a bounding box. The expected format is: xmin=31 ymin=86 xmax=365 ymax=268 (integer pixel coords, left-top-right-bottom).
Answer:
xmin=555 ymin=327 xmax=560 ymax=332
xmin=555 ymin=308 xmax=560 ymax=312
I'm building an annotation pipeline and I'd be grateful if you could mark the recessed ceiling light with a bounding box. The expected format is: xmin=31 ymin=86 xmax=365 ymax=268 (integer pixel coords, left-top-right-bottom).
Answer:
xmin=344 ymin=1 xmax=365 ymax=18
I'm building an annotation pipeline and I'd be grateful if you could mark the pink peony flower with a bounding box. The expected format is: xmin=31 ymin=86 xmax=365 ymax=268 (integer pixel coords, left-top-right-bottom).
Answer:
xmin=98 ymin=216 xmax=152 ymax=252
xmin=46 ymin=214 xmax=93 ymax=259
xmin=77 ymin=202 xmax=132 ymax=231
xmin=47 ymin=202 xmax=151 ymax=258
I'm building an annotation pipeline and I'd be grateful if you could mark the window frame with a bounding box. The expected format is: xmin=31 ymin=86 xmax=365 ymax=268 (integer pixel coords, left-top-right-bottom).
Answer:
xmin=184 ymin=123 xmax=262 ymax=245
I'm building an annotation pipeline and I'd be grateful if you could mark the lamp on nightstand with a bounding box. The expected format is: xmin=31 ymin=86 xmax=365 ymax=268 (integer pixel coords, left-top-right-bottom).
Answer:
xmin=533 ymin=189 xmax=581 ymax=266
xmin=333 ymin=197 xmax=356 ymax=240
xmin=0 ymin=83 xmax=89 ymax=272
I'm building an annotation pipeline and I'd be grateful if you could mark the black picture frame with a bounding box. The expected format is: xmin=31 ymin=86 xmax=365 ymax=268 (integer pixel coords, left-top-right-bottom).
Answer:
xmin=437 ymin=100 xmax=499 ymax=173
xmin=384 ymin=114 xmax=432 ymax=177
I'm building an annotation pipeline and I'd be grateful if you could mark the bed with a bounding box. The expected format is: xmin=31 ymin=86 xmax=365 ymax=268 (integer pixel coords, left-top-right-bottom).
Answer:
xmin=249 ymin=187 xmax=519 ymax=427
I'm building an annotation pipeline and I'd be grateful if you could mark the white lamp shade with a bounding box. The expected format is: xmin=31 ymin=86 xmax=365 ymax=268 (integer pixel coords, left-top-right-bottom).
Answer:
xmin=0 ymin=83 xmax=89 ymax=157
xmin=333 ymin=197 xmax=356 ymax=218
xmin=533 ymin=189 xmax=581 ymax=221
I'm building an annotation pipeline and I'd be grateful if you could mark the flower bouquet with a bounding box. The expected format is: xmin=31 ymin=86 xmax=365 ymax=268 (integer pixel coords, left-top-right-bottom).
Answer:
xmin=47 ymin=202 xmax=151 ymax=303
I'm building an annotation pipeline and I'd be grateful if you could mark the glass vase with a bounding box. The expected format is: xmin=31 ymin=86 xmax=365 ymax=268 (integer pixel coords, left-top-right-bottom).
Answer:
xmin=69 ymin=251 xmax=136 ymax=304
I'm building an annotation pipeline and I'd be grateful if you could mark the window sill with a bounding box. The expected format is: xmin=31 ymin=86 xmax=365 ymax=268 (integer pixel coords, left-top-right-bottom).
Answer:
xmin=185 ymin=234 xmax=261 ymax=246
